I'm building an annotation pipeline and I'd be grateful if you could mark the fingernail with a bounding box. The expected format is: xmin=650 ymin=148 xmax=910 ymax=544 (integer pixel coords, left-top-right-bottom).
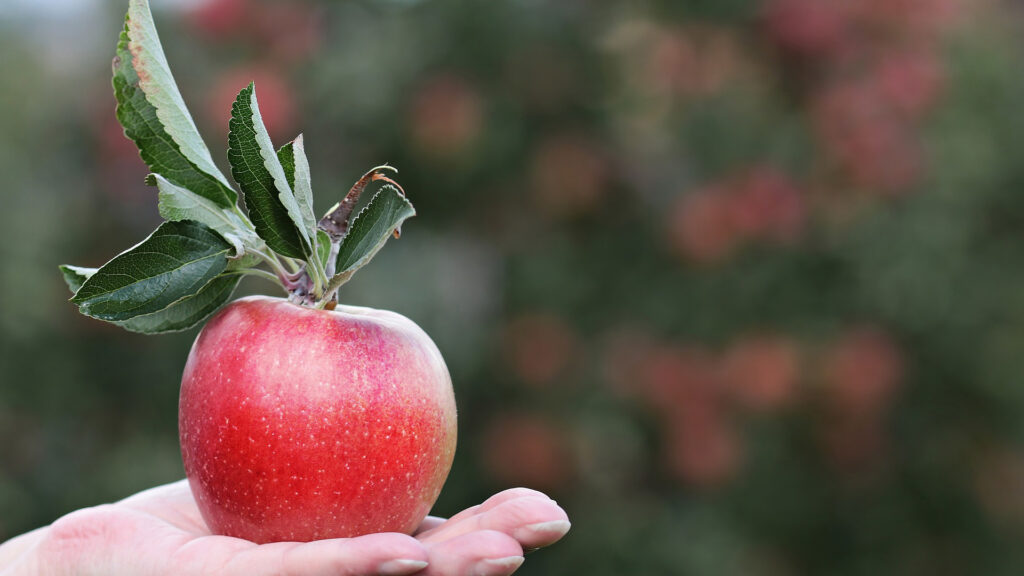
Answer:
xmin=473 ymin=555 xmax=525 ymax=576
xmin=377 ymin=558 xmax=429 ymax=575
xmin=524 ymin=519 xmax=571 ymax=537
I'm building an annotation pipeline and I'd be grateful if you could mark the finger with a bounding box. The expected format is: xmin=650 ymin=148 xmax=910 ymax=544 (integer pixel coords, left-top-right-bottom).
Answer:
xmin=0 ymin=526 xmax=48 ymax=567
xmin=423 ymin=530 xmax=523 ymax=576
xmin=429 ymin=488 xmax=553 ymax=531
xmin=219 ymin=533 xmax=429 ymax=576
xmin=414 ymin=516 xmax=447 ymax=535
xmin=477 ymin=488 xmax=553 ymax=513
xmin=418 ymin=497 xmax=569 ymax=550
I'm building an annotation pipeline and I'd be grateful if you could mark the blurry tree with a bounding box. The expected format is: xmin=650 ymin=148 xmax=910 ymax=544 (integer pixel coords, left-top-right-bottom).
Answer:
xmin=4 ymin=0 xmax=1024 ymax=574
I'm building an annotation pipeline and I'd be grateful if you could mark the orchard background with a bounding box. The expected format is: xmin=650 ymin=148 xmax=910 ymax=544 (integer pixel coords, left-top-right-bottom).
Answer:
xmin=3 ymin=0 xmax=1024 ymax=573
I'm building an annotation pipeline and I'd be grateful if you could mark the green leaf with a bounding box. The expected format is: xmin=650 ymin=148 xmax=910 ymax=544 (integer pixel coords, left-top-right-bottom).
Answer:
xmin=318 ymin=165 xmax=398 ymax=241
xmin=335 ymin=184 xmax=415 ymax=275
xmin=227 ymin=252 xmax=263 ymax=271
xmin=115 ymin=274 xmax=240 ymax=334
xmin=71 ymin=220 xmax=233 ymax=322
xmin=278 ymin=135 xmax=319 ymax=258
xmin=288 ymin=135 xmax=317 ymax=236
xmin=227 ymin=84 xmax=308 ymax=258
xmin=228 ymin=83 xmax=308 ymax=258
xmin=315 ymin=229 xmax=332 ymax=272
xmin=113 ymin=1 xmax=235 ymax=207
xmin=278 ymin=141 xmax=296 ymax=188
xmin=59 ymin=265 xmax=97 ymax=294
xmin=153 ymin=174 xmax=259 ymax=257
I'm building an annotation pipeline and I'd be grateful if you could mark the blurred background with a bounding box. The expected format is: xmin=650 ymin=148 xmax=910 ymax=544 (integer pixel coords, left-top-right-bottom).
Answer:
xmin=3 ymin=0 xmax=1024 ymax=573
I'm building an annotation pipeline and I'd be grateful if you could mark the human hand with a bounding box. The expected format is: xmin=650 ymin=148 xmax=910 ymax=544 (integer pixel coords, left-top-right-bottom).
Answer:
xmin=0 ymin=480 xmax=569 ymax=576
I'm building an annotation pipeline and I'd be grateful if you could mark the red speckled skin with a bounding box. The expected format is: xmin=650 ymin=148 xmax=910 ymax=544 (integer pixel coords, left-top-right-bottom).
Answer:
xmin=179 ymin=296 xmax=457 ymax=543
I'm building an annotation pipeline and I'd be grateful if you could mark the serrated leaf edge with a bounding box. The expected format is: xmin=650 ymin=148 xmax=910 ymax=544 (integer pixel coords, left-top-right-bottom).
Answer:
xmin=227 ymin=83 xmax=306 ymax=258
xmin=70 ymin=221 xmax=233 ymax=321
xmin=126 ymin=0 xmax=234 ymax=195
xmin=247 ymin=87 xmax=312 ymax=251
xmin=153 ymin=173 xmax=258 ymax=257
xmin=114 ymin=274 xmax=240 ymax=334
xmin=324 ymin=185 xmax=415 ymax=296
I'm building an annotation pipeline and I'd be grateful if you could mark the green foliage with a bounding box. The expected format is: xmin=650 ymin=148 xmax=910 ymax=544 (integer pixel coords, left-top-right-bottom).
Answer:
xmin=8 ymin=0 xmax=1024 ymax=573
xmin=63 ymin=0 xmax=414 ymax=332
xmin=278 ymin=135 xmax=318 ymax=237
xmin=315 ymin=229 xmax=333 ymax=272
xmin=58 ymin=265 xmax=96 ymax=293
xmin=114 ymin=275 xmax=241 ymax=334
xmin=227 ymin=82 xmax=309 ymax=259
xmin=153 ymin=174 xmax=257 ymax=257
xmin=69 ymin=220 xmax=233 ymax=322
xmin=330 ymin=185 xmax=416 ymax=286
xmin=113 ymin=5 xmax=235 ymax=207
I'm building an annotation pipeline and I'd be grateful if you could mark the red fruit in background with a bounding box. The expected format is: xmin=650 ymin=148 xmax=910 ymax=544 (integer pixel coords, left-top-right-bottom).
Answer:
xmin=638 ymin=345 xmax=720 ymax=415
xmin=668 ymin=186 xmax=739 ymax=264
xmin=875 ymin=50 xmax=945 ymax=120
xmin=729 ymin=167 xmax=806 ymax=243
xmin=250 ymin=3 xmax=322 ymax=63
xmin=723 ymin=334 xmax=801 ymax=412
xmin=208 ymin=68 xmax=297 ymax=143
xmin=665 ymin=409 xmax=741 ymax=488
xmin=813 ymin=80 xmax=922 ymax=194
xmin=179 ymin=296 xmax=457 ymax=543
xmin=187 ymin=0 xmax=248 ymax=38
xmin=502 ymin=313 xmax=578 ymax=388
xmin=529 ymin=132 xmax=610 ymax=218
xmin=822 ymin=327 xmax=904 ymax=417
xmin=480 ymin=413 xmax=573 ymax=492
xmin=763 ymin=0 xmax=849 ymax=58
xmin=409 ymin=75 xmax=483 ymax=160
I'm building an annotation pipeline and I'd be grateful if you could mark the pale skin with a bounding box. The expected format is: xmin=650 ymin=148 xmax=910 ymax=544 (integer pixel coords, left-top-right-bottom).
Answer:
xmin=0 ymin=481 xmax=570 ymax=576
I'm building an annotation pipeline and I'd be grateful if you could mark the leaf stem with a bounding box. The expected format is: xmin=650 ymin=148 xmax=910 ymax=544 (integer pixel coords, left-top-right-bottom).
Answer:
xmin=233 ymin=268 xmax=284 ymax=286
xmin=308 ymin=249 xmax=328 ymax=299
xmin=252 ymin=248 xmax=294 ymax=287
xmin=282 ymin=256 xmax=302 ymax=275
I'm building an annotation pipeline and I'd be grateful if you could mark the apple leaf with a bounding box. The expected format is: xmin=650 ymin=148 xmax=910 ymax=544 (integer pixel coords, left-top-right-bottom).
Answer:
xmin=315 ymin=229 xmax=332 ymax=271
xmin=278 ymin=136 xmax=319 ymax=254
xmin=228 ymin=83 xmax=308 ymax=259
xmin=318 ymin=165 xmax=399 ymax=242
xmin=114 ymin=1 xmax=236 ymax=207
xmin=278 ymin=140 xmax=295 ymax=186
xmin=115 ymin=274 xmax=240 ymax=333
xmin=60 ymin=264 xmax=238 ymax=333
xmin=285 ymin=135 xmax=317 ymax=238
xmin=335 ymin=184 xmax=415 ymax=277
xmin=59 ymin=265 xmax=98 ymax=294
xmin=153 ymin=173 xmax=259 ymax=257
xmin=71 ymin=220 xmax=233 ymax=322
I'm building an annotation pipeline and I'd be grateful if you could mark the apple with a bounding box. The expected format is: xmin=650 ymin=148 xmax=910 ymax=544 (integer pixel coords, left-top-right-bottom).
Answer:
xmin=62 ymin=0 xmax=456 ymax=546
xmin=178 ymin=295 xmax=457 ymax=544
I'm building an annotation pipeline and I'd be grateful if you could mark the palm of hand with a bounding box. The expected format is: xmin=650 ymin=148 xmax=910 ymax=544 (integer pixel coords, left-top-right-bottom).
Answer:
xmin=0 ymin=481 xmax=569 ymax=576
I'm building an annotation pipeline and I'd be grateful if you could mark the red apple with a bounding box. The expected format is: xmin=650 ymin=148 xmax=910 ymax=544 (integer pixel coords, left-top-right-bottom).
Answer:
xmin=178 ymin=296 xmax=457 ymax=544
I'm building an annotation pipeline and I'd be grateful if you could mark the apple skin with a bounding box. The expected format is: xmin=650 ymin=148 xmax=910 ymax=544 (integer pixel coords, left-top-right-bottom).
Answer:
xmin=179 ymin=295 xmax=457 ymax=543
